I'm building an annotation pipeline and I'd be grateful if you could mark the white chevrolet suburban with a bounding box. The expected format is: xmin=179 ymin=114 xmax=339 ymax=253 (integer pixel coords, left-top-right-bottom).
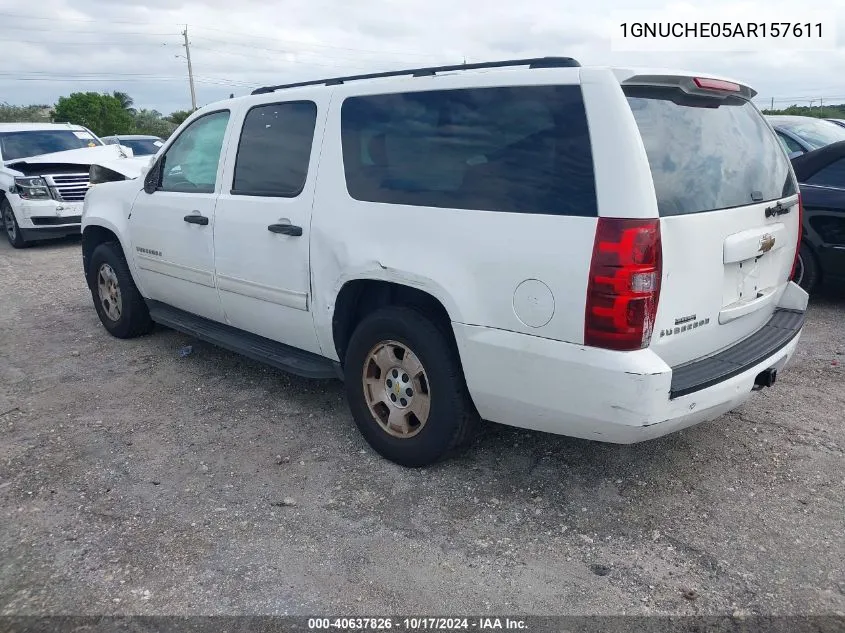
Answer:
xmin=1 ymin=122 xmax=145 ymax=248
xmin=81 ymin=58 xmax=808 ymax=467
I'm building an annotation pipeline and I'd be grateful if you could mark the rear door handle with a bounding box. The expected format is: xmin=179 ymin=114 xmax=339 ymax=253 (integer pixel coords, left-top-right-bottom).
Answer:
xmin=184 ymin=214 xmax=209 ymax=226
xmin=267 ymin=223 xmax=303 ymax=236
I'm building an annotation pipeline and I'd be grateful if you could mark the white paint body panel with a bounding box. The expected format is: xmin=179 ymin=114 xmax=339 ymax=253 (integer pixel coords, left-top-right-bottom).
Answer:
xmin=129 ymin=188 xmax=224 ymax=322
xmin=212 ymin=92 xmax=330 ymax=355
xmin=80 ymin=63 xmax=806 ymax=445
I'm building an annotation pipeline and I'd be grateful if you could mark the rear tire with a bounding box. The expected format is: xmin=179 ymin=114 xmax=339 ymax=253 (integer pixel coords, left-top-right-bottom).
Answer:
xmin=793 ymin=242 xmax=819 ymax=294
xmin=2 ymin=199 xmax=28 ymax=249
xmin=88 ymin=241 xmax=153 ymax=339
xmin=344 ymin=306 xmax=479 ymax=467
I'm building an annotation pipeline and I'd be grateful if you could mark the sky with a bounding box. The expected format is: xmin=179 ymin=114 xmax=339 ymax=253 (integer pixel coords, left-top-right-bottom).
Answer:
xmin=1 ymin=0 xmax=844 ymax=116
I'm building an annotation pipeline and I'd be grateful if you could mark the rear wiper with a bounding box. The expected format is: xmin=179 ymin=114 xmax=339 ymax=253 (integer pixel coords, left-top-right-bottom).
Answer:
xmin=764 ymin=200 xmax=791 ymax=218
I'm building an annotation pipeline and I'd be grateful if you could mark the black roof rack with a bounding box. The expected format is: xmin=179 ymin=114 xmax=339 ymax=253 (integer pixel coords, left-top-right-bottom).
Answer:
xmin=251 ymin=56 xmax=580 ymax=95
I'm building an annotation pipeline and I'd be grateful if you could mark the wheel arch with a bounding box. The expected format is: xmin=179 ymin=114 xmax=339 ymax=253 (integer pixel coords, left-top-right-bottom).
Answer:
xmin=82 ymin=222 xmax=135 ymax=290
xmin=798 ymin=238 xmax=823 ymax=286
xmin=331 ymin=279 xmax=458 ymax=367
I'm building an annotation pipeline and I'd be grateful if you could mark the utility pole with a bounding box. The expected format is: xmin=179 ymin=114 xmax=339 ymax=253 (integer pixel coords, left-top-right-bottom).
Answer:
xmin=182 ymin=25 xmax=197 ymax=111
xmin=771 ymin=97 xmax=774 ymax=110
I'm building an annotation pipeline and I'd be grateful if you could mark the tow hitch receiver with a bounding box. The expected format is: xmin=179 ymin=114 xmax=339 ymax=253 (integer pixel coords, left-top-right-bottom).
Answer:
xmin=753 ymin=368 xmax=777 ymax=390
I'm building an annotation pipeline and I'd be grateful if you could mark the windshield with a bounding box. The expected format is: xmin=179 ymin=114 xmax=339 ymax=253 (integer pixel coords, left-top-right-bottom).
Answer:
xmin=625 ymin=86 xmax=797 ymax=216
xmin=121 ymin=138 xmax=164 ymax=156
xmin=775 ymin=118 xmax=845 ymax=149
xmin=0 ymin=129 xmax=102 ymax=161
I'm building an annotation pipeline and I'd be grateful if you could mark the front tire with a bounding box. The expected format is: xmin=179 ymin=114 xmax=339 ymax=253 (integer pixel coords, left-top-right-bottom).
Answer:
xmin=2 ymin=199 xmax=28 ymax=249
xmin=344 ymin=306 xmax=479 ymax=467
xmin=87 ymin=241 xmax=153 ymax=338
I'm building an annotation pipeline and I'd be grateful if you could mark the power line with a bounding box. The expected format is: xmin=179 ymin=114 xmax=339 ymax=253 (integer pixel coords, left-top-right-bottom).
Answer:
xmin=189 ymin=29 xmax=440 ymax=59
xmin=0 ymin=24 xmax=175 ymax=36
xmin=190 ymin=36 xmax=437 ymax=66
xmin=0 ymin=72 xmax=254 ymax=87
xmin=0 ymin=10 xmax=440 ymax=59
xmin=0 ymin=10 xmax=178 ymax=27
xmin=0 ymin=38 xmax=179 ymax=46
xmin=189 ymin=46 xmax=374 ymax=71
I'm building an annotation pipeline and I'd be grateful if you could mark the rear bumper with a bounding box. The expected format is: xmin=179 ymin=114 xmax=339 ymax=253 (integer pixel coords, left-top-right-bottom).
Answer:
xmin=670 ymin=308 xmax=804 ymax=398
xmin=453 ymin=286 xmax=808 ymax=444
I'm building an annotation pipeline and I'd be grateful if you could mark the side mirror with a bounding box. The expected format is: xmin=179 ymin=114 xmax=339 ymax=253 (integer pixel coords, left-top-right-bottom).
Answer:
xmin=143 ymin=159 xmax=161 ymax=194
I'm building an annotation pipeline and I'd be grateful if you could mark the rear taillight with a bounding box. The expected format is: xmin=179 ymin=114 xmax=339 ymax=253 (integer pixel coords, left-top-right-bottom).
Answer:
xmin=791 ymin=194 xmax=804 ymax=281
xmin=585 ymin=218 xmax=662 ymax=351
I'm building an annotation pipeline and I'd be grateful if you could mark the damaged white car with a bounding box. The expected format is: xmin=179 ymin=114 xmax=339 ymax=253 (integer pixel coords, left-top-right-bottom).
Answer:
xmin=1 ymin=123 xmax=149 ymax=248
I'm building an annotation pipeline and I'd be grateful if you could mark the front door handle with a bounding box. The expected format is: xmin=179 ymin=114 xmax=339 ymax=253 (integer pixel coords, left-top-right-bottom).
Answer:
xmin=267 ymin=223 xmax=303 ymax=236
xmin=184 ymin=214 xmax=209 ymax=226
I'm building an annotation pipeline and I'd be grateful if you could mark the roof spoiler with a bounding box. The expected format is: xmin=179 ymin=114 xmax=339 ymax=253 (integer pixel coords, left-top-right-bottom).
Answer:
xmin=622 ymin=74 xmax=757 ymax=100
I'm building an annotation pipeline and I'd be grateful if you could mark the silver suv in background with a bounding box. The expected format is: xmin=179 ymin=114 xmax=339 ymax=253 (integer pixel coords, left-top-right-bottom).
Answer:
xmin=767 ymin=115 xmax=845 ymax=157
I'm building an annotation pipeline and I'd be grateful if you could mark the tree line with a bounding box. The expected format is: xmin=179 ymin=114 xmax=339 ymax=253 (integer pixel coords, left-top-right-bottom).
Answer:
xmin=0 ymin=91 xmax=193 ymax=138
xmin=8 ymin=91 xmax=837 ymax=138
xmin=761 ymin=104 xmax=845 ymax=119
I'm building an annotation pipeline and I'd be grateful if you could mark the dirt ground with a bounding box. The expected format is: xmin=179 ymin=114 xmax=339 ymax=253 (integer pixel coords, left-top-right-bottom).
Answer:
xmin=0 ymin=236 xmax=843 ymax=616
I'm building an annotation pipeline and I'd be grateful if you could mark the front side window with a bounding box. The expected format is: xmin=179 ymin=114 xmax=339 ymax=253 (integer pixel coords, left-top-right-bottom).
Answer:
xmin=0 ymin=129 xmax=102 ymax=161
xmin=232 ymin=101 xmax=317 ymax=197
xmin=340 ymin=85 xmax=597 ymax=216
xmin=160 ymin=111 xmax=230 ymax=194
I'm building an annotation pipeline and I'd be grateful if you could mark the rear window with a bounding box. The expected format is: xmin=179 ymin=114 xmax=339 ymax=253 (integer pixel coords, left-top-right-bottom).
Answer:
xmin=340 ymin=85 xmax=597 ymax=217
xmin=625 ymin=86 xmax=797 ymax=216
xmin=121 ymin=138 xmax=163 ymax=156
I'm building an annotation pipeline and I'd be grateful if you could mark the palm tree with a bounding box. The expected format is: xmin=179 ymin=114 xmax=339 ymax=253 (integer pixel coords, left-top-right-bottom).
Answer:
xmin=112 ymin=91 xmax=136 ymax=116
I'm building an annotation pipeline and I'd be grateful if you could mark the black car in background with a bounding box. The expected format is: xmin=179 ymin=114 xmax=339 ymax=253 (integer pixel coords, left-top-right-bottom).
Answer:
xmin=791 ymin=140 xmax=845 ymax=292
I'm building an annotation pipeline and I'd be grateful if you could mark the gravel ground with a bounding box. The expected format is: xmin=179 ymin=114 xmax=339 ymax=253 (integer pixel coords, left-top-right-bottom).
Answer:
xmin=0 ymin=236 xmax=843 ymax=617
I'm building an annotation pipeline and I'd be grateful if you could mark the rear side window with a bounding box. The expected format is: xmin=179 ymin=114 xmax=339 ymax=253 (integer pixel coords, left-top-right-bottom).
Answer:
xmin=777 ymin=132 xmax=804 ymax=155
xmin=625 ymin=87 xmax=797 ymax=216
xmin=806 ymin=158 xmax=845 ymax=187
xmin=232 ymin=101 xmax=318 ymax=197
xmin=340 ymin=85 xmax=597 ymax=216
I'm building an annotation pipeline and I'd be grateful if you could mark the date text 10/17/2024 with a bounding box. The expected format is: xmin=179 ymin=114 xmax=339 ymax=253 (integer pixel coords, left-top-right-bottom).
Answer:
xmin=307 ymin=618 xmax=528 ymax=630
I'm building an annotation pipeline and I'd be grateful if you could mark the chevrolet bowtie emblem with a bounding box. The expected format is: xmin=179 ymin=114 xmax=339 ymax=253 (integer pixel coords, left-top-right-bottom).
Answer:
xmin=758 ymin=234 xmax=776 ymax=253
